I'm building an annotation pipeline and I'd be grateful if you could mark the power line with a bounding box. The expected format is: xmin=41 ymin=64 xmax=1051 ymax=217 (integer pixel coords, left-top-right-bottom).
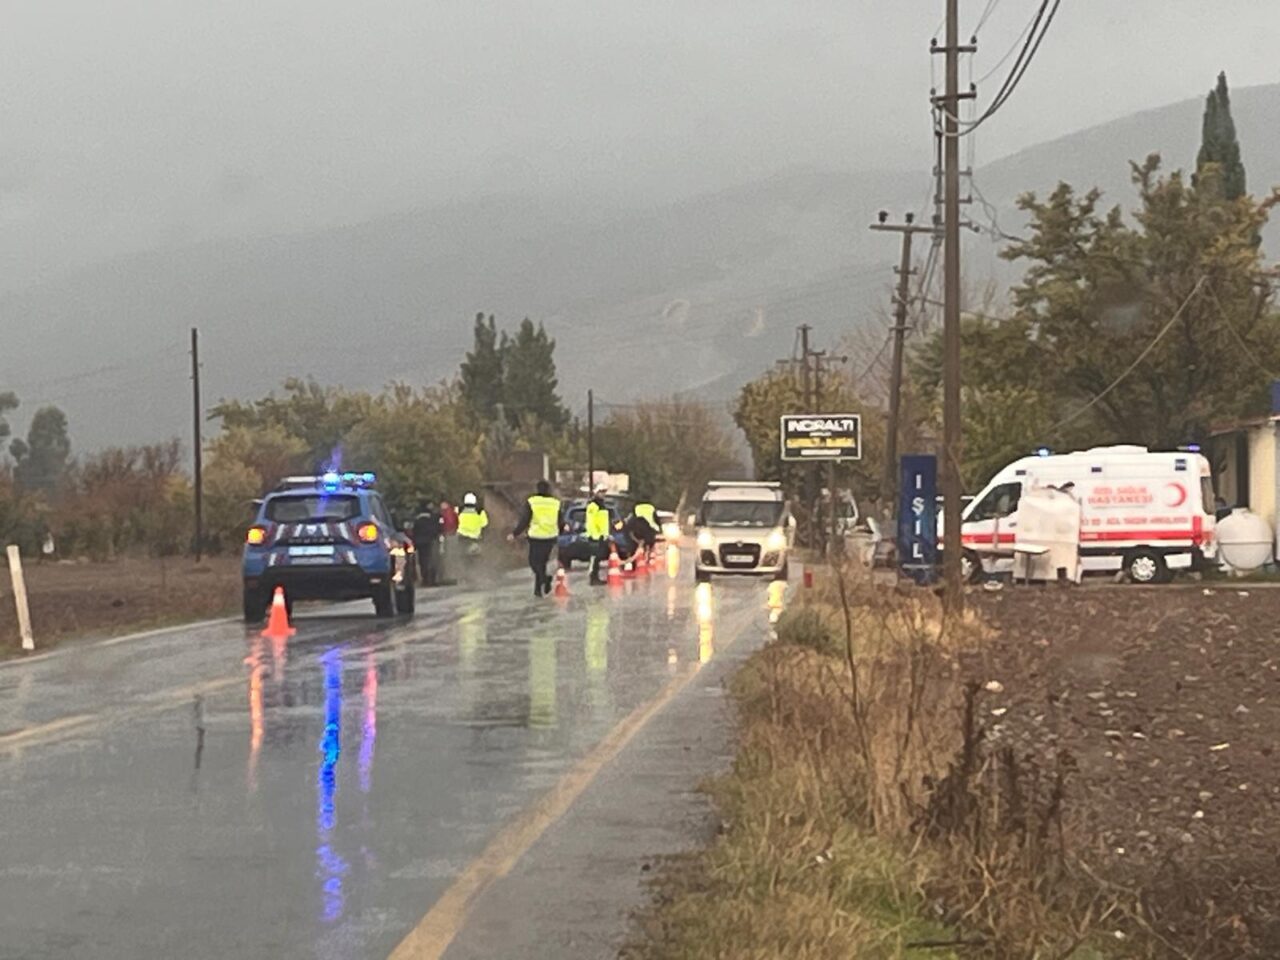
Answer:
xmin=1043 ymin=277 xmax=1208 ymax=437
xmin=972 ymin=0 xmax=1003 ymax=34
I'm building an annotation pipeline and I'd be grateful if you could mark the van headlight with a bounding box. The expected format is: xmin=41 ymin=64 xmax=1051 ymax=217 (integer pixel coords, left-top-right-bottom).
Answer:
xmin=696 ymin=529 xmax=715 ymax=550
xmin=765 ymin=529 xmax=788 ymax=552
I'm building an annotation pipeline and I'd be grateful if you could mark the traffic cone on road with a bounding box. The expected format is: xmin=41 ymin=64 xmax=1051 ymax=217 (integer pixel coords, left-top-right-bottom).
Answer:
xmin=553 ymin=566 xmax=570 ymax=599
xmin=262 ymin=587 xmax=296 ymax=639
xmin=607 ymin=543 xmax=624 ymax=588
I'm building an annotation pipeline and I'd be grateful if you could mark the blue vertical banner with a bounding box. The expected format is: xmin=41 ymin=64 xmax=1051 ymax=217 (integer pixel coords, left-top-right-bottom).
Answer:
xmin=899 ymin=455 xmax=938 ymax=583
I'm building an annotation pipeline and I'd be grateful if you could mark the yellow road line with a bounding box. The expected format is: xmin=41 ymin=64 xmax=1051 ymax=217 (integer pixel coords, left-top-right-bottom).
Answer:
xmin=389 ymin=606 xmax=754 ymax=960
xmin=0 ymin=713 xmax=98 ymax=749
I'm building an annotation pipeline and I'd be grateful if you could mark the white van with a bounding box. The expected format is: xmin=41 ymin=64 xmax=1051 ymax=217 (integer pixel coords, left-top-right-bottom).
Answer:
xmin=694 ymin=482 xmax=794 ymax=582
xmin=957 ymin=445 xmax=1217 ymax=583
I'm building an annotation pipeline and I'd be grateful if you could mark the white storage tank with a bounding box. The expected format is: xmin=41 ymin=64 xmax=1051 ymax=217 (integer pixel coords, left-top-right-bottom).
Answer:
xmin=1216 ymin=509 xmax=1274 ymax=572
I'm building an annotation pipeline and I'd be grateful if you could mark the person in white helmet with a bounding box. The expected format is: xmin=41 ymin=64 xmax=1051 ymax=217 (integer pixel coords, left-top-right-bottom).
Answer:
xmin=456 ymin=492 xmax=489 ymax=551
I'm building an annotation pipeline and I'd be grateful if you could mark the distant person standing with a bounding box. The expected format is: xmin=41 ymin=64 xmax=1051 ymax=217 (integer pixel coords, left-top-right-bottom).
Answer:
xmin=509 ymin=480 xmax=564 ymax=596
xmin=438 ymin=499 xmax=460 ymax=584
xmin=585 ymin=486 xmax=611 ymax=585
xmin=411 ymin=500 xmax=442 ymax=586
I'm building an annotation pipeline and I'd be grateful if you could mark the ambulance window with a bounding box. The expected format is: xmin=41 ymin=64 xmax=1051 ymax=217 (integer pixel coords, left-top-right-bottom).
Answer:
xmin=968 ymin=482 xmax=1021 ymax=522
xmin=1201 ymin=477 xmax=1216 ymax=511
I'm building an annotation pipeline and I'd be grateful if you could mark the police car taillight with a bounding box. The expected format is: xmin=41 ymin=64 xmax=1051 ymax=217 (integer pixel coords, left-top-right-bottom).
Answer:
xmin=246 ymin=526 xmax=267 ymax=546
xmin=357 ymin=522 xmax=379 ymax=543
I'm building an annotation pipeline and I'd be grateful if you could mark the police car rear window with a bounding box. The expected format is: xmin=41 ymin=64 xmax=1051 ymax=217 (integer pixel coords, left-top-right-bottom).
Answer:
xmin=266 ymin=495 xmax=361 ymax=523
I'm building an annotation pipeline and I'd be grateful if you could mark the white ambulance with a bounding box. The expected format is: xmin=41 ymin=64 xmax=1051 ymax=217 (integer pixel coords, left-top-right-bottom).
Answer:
xmin=957 ymin=445 xmax=1217 ymax=583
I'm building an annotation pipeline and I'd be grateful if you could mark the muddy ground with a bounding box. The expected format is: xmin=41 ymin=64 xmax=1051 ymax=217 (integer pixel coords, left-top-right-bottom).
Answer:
xmin=966 ymin=585 xmax=1280 ymax=956
xmin=0 ymin=556 xmax=240 ymax=655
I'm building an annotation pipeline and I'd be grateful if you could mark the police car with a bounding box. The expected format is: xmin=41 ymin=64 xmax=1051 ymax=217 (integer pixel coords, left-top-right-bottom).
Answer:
xmin=242 ymin=472 xmax=416 ymax=622
xmin=556 ymin=499 xmax=635 ymax=569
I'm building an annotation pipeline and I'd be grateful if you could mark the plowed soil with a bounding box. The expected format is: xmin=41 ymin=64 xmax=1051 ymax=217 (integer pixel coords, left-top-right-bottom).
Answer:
xmin=965 ymin=585 xmax=1280 ymax=957
xmin=1 ymin=556 xmax=240 ymax=655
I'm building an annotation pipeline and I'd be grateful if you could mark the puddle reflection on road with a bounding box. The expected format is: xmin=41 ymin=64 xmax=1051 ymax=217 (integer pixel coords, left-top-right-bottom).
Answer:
xmin=316 ymin=649 xmax=347 ymax=925
xmin=695 ymin=582 xmax=715 ymax=663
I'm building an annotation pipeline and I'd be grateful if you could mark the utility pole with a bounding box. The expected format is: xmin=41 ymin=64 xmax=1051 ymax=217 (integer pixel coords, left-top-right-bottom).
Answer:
xmin=870 ymin=211 xmax=937 ymax=511
xmin=933 ymin=2 xmax=975 ymax=611
xmin=190 ymin=327 xmax=204 ymax=563
xmin=586 ymin=388 xmax=595 ymax=493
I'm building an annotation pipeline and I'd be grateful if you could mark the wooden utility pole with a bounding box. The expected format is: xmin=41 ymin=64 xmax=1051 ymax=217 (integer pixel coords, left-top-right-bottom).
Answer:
xmin=870 ymin=212 xmax=937 ymax=511
xmin=586 ymin=388 xmax=595 ymax=493
xmin=190 ymin=327 xmax=204 ymax=562
xmin=933 ymin=2 xmax=973 ymax=611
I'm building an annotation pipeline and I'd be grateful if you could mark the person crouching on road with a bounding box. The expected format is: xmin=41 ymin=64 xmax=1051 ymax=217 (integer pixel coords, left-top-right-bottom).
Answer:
xmin=457 ymin=492 xmax=488 ymax=556
xmin=412 ymin=499 xmax=443 ymax=586
xmin=622 ymin=510 xmax=657 ymax=567
xmin=631 ymin=497 xmax=660 ymax=564
xmin=509 ymin=480 xmax=564 ymax=597
xmin=585 ymin=487 xmax=611 ymax=586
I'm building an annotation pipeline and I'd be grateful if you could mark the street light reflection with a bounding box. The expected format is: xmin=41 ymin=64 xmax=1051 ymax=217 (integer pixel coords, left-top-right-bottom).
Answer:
xmin=695 ymin=582 xmax=715 ymax=663
xmin=767 ymin=580 xmax=787 ymax=624
xmin=666 ymin=547 xmax=680 ymax=579
xmin=529 ymin=625 xmax=557 ymax=729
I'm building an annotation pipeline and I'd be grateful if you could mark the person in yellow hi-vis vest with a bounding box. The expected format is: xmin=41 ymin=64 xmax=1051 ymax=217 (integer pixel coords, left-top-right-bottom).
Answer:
xmin=509 ymin=479 xmax=566 ymax=596
xmin=584 ymin=487 xmax=611 ymax=586
xmin=456 ymin=492 xmax=488 ymax=556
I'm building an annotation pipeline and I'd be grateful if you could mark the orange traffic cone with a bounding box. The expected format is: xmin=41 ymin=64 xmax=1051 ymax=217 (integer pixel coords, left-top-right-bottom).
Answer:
xmin=553 ymin=566 xmax=570 ymax=599
xmin=607 ymin=543 xmax=624 ymax=588
xmin=262 ymin=586 xmax=296 ymax=639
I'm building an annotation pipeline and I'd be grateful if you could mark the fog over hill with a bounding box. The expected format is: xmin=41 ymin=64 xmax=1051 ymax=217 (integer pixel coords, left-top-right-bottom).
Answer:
xmin=3 ymin=84 xmax=1278 ymax=452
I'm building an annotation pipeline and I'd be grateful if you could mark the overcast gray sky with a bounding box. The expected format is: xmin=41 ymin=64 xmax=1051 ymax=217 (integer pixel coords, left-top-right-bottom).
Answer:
xmin=3 ymin=0 xmax=1276 ymax=290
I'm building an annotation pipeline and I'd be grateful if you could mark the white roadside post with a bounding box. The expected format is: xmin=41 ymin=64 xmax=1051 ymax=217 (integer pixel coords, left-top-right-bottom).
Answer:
xmin=6 ymin=544 xmax=35 ymax=651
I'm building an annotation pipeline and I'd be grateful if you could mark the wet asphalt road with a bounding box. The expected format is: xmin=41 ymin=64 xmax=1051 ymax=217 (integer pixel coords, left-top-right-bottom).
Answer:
xmin=0 ymin=551 xmax=785 ymax=960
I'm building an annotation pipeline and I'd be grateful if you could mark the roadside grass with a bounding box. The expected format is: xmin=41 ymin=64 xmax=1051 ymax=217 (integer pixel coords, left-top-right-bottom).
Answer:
xmin=0 ymin=556 xmax=241 ymax=657
xmin=626 ymin=568 xmax=1128 ymax=959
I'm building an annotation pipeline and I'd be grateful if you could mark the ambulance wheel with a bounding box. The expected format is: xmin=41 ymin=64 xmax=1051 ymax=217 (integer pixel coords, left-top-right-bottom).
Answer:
xmin=1125 ymin=549 xmax=1169 ymax=584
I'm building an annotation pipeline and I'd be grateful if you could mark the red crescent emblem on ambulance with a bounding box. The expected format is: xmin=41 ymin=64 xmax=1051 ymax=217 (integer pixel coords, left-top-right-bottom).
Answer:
xmin=1163 ymin=482 xmax=1187 ymax=508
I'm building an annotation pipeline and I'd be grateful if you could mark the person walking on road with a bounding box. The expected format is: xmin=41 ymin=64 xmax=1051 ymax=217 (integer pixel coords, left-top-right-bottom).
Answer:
xmin=585 ymin=486 xmax=611 ymax=586
xmin=412 ymin=499 xmax=442 ymax=586
xmin=509 ymin=480 xmax=565 ymax=597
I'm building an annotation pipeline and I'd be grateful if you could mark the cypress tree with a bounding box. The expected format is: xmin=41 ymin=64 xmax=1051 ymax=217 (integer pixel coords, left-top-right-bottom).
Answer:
xmin=1196 ymin=71 xmax=1247 ymax=200
xmin=459 ymin=313 xmax=506 ymax=422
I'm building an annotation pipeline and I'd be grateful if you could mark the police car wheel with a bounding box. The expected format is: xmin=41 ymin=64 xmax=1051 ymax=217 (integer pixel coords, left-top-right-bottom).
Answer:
xmin=242 ymin=588 xmax=265 ymax=623
xmin=373 ymin=580 xmax=397 ymax=618
xmin=396 ymin=580 xmax=416 ymax=615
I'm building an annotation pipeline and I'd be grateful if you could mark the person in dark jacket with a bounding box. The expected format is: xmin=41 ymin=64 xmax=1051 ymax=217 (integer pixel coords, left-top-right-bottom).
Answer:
xmin=412 ymin=500 xmax=442 ymax=586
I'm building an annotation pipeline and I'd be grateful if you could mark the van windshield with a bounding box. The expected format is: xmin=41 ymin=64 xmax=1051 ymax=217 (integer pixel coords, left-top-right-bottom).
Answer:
xmin=702 ymin=501 xmax=784 ymax=528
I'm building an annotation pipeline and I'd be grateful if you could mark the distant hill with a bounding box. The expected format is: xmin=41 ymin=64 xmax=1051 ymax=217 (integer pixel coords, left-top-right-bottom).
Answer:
xmin=3 ymin=84 xmax=1278 ymax=451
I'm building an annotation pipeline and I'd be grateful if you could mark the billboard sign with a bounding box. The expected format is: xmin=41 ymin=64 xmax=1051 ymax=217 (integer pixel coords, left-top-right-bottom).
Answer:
xmin=779 ymin=414 xmax=862 ymax=462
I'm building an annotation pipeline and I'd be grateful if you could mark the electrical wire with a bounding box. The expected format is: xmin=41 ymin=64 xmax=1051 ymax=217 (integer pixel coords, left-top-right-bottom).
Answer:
xmin=1043 ymin=277 xmax=1208 ymax=437
xmin=937 ymin=0 xmax=1061 ymax=139
xmin=973 ymin=0 xmax=1003 ymax=35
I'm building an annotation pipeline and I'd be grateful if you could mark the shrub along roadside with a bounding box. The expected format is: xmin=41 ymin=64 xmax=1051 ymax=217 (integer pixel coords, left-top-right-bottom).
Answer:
xmin=624 ymin=570 xmax=1123 ymax=959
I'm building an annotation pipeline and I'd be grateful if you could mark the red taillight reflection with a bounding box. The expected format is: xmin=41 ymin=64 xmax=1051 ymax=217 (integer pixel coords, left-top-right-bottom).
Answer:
xmin=357 ymin=523 xmax=379 ymax=543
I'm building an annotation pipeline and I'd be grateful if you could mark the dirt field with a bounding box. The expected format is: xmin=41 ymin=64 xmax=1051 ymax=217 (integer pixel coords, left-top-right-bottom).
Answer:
xmin=0 ymin=556 xmax=241 ymax=655
xmin=965 ymin=585 xmax=1280 ymax=956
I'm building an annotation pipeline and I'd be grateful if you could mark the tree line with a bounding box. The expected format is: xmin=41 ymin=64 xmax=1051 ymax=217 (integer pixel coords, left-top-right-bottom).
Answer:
xmin=731 ymin=71 xmax=1280 ymax=501
xmin=0 ymin=314 xmax=742 ymax=558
